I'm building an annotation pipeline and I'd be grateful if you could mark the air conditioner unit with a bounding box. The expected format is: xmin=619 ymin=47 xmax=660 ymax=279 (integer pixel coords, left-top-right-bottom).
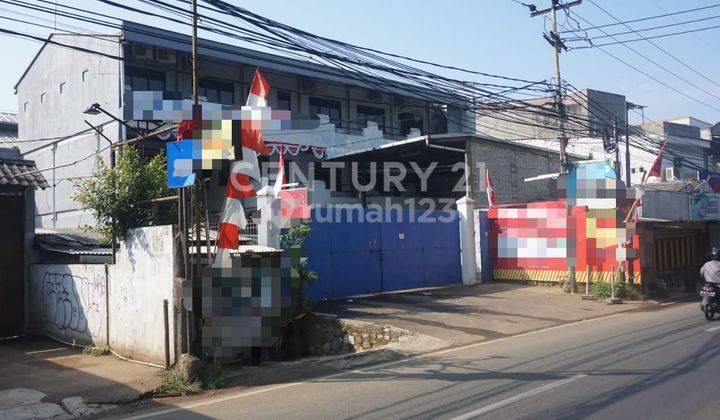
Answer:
xmin=132 ymin=44 xmax=154 ymax=60
xmin=156 ymin=48 xmax=176 ymax=65
xmin=664 ymin=167 xmax=676 ymax=181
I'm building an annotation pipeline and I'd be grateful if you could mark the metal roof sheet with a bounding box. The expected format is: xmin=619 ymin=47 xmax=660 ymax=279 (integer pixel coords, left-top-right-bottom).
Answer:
xmin=34 ymin=231 xmax=111 ymax=255
xmin=0 ymin=112 xmax=18 ymax=125
xmin=0 ymin=136 xmax=18 ymax=148
xmin=230 ymin=245 xmax=282 ymax=255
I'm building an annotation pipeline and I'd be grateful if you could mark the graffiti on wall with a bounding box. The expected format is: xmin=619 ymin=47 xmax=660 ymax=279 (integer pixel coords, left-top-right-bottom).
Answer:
xmin=41 ymin=270 xmax=106 ymax=338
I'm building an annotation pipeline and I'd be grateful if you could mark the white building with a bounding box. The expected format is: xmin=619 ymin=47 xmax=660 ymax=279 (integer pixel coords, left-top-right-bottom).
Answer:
xmin=14 ymin=21 xmax=472 ymax=230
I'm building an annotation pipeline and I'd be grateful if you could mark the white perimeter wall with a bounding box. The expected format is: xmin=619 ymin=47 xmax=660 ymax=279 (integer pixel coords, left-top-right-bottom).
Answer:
xmin=28 ymin=225 xmax=176 ymax=366
xmin=28 ymin=264 xmax=108 ymax=348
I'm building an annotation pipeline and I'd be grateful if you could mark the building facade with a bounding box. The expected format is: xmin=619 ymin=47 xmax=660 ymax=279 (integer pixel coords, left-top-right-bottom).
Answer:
xmin=15 ymin=21 xmax=471 ymax=230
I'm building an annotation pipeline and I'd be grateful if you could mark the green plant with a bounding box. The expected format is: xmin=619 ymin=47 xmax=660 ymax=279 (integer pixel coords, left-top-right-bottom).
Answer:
xmin=281 ymin=223 xmax=312 ymax=249
xmin=158 ymin=370 xmax=202 ymax=395
xmin=82 ymin=346 xmax=109 ymax=356
xmin=74 ymin=146 xmax=170 ymax=243
xmin=561 ymin=280 xmax=572 ymax=294
xmin=201 ymin=366 xmax=228 ymax=390
xmin=591 ymin=281 xmax=627 ymax=299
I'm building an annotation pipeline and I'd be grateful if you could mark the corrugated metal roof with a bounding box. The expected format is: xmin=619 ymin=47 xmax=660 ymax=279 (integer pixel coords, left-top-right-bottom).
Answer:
xmin=34 ymin=230 xmax=111 ymax=255
xmin=230 ymin=245 xmax=282 ymax=255
xmin=0 ymin=112 xmax=18 ymax=125
xmin=0 ymin=136 xmax=18 ymax=148
xmin=0 ymin=150 xmax=49 ymax=189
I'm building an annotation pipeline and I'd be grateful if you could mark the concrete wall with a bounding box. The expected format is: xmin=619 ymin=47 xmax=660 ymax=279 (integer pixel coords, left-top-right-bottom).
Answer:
xmin=28 ymin=264 xmax=108 ymax=347
xmin=469 ymin=138 xmax=563 ymax=207
xmin=27 ymin=225 xmax=176 ymax=366
xmin=108 ymin=225 xmax=176 ymax=366
xmin=17 ymin=34 xmax=122 ymax=229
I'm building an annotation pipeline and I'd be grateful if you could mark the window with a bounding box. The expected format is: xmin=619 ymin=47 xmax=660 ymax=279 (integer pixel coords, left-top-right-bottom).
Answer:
xmin=40 ymin=92 xmax=46 ymax=103
xmin=356 ymin=105 xmax=385 ymax=130
xmin=566 ymin=104 xmax=581 ymax=115
xmin=125 ymin=66 xmax=165 ymax=91
xmin=199 ymin=79 xmax=234 ymax=105
xmin=399 ymin=112 xmax=423 ymax=136
xmin=309 ymin=97 xmax=341 ymax=125
xmin=23 ymin=102 xmax=29 ymax=111
xmin=81 ymin=69 xmax=88 ymax=82
xmin=276 ymin=91 xmax=291 ymax=111
xmin=59 ymin=82 xmax=66 ymax=94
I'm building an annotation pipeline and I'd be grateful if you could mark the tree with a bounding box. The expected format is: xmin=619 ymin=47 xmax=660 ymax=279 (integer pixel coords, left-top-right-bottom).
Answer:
xmin=74 ymin=146 xmax=169 ymax=243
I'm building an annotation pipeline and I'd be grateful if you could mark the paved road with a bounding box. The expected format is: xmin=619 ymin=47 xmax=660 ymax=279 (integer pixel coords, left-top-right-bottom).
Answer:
xmin=125 ymin=302 xmax=719 ymax=420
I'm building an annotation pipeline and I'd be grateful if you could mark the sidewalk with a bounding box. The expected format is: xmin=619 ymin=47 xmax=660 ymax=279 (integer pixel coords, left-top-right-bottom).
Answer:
xmin=0 ymin=336 xmax=163 ymax=418
xmin=314 ymin=282 xmax=653 ymax=346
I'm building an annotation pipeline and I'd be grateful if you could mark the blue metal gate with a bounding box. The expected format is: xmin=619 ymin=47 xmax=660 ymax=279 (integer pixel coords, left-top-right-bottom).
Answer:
xmin=304 ymin=207 xmax=461 ymax=300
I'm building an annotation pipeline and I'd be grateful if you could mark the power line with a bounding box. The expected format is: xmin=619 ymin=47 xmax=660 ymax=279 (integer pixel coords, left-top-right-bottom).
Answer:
xmin=585 ymin=12 xmax=720 ymax=41
xmin=586 ymin=0 xmax=720 ymax=92
xmin=566 ymin=12 xmax=720 ymax=112
xmin=578 ymin=22 xmax=720 ymax=48
xmin=559 ymin=2 xmax=720 ymax=33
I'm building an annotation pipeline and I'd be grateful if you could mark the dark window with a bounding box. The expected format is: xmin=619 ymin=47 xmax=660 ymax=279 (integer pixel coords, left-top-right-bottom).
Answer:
xmin=356 ymin=105 xmax=385 ymax=131
xmin=276 ymin=91 xmax=291 ymax=111
xmin=309 ymin=97 xmax=342 ymax=125
xmin=125 ymin=67 xmax=165 ymax=91
xmin=399 ymin=112 xmax=423 ymax=136
xmin=199 ymin=79 xmax=235 ymax=105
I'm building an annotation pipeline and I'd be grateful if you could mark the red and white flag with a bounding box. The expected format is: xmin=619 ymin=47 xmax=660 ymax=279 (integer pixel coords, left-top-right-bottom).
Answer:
xmin=642 ymin=140 xmax=666 ymax=185
xmin=245 ymin=68 xmax=270 ymax=108
xmin=214 ymin=69 xmax=270 ymax=266
xmin=485 ymin=169 xmax=496 ymax=207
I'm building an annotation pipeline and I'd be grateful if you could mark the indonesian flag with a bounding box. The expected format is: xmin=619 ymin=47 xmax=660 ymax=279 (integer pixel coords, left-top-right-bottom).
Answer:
xmin=642 ymin=141 xmax=666 ymax=184
xmin=214 ymin=69 xmax=270 ymax=266
xmin=485 ymin=169 xmax=496 ymax=206
xmin=246 ymin=68 xmax=269 ymax=108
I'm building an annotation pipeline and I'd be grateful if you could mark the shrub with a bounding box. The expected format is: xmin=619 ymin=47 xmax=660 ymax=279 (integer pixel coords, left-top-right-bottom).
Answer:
xmin=158 ymin=370 xmax=202 ymax=395
xmin=201 ymin=366 xmax=228 ymax=390
xmin=561 ymin=280 xmax=572 ymax=294
xmin=82 ymin=346 xmax=109 ymax=357
xmin=74 ymin=145 xmax=171 ymax=243
xmin=591 ymin=281 xmax=627 ymax=299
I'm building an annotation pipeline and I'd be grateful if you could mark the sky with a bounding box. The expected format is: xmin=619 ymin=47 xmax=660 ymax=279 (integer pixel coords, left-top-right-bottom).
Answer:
xmin=1 ymin=0 xmax=719 ymax=125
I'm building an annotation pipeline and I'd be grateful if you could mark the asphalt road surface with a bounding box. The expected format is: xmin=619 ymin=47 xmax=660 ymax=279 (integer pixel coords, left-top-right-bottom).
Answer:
xmin=124 ymin=302 xmax=720 ymax=420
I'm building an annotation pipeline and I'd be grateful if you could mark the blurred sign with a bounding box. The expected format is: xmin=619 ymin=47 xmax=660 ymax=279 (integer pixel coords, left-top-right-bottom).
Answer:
xmin=691 ymin=193 xmax=720 ymax=220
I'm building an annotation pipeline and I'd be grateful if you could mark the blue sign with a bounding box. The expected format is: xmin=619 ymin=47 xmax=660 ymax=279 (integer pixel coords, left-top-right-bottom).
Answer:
xmin=166 ymin=141 xmax=196 ymax=188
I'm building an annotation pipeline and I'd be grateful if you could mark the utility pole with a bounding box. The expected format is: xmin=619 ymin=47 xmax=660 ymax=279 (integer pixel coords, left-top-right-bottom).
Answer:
xmin=625 ymin=107 xmax=631 ymax=188
xmin=613 ymin=118 xmax=620 ymax=179
xmin=191 ymin=0 xmax=203 ymax=282
xmin=530 ymin=0 xmax=582 ymax=294
xmin=531 ymin=0 xmax=581 ymax=175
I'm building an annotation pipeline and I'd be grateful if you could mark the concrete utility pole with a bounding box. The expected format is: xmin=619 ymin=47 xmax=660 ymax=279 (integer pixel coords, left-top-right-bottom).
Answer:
xmin=531 ymin=0 xmax=582 ymax=174
xmin=614 ymin=118 xmax=620 ymax=179
xmin=624 ymin=102 xmax=644 ymax=188
xmin=530 ymin=0 xmax=582 ymax=294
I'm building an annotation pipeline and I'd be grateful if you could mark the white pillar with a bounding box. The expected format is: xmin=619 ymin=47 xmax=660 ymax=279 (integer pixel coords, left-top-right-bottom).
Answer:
xmin=456 ymin=195 xmax=477 ymax=285
xmin=256 ymin=186 xmax=281 ymax=249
